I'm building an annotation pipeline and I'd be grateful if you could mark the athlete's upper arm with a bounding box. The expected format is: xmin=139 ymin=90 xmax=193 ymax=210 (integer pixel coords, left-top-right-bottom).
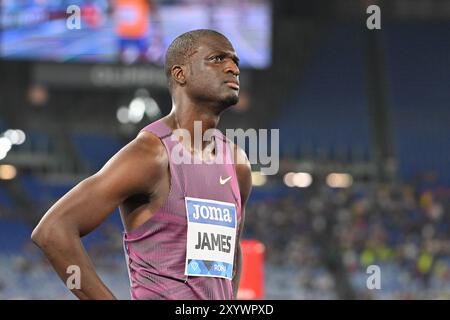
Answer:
xmin=33 ymin=131 xmax=167 ymax=237
xmin=233 ymin=144 xmax=252 ymax=236
xmin=234 ymin=146 xmax=252 ymax=207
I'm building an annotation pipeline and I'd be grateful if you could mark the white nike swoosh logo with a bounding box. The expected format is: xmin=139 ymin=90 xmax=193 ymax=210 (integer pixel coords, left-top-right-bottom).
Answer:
xmin=219 ymin=176 xmax=232 ymax=185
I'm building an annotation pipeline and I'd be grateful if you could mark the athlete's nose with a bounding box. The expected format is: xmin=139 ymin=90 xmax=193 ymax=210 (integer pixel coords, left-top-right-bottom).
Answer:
xmin=224 ymin=59 xmax=240 ymax=76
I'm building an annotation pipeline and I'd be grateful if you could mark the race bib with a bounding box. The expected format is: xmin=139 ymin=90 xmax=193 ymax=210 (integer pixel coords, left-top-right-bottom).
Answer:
xmin=184 ymin=197 xmax=237 ymax=280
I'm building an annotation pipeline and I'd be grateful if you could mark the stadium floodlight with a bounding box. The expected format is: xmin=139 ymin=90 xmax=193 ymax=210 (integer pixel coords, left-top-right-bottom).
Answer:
xmin=326 ymin=173 xmax=353 ymax=188
xmin=292 ymin=172 xmax=313 ymax=188
xmin=283 ymin=172 xmax=295 ymax=187
xmin=128 ymin=97 xmax=146 ymax=123
xmin=15 ymin=130 xmax=26 ymax=145
xmin=0 ymin=164 xmax=17 ymax=180
xmin=116 ymin=106 xmax=130 ymax=124
xmin=144 ymin=97 xmax=161 ymax=119
xmin=4 ymin=129 xmax=26 ymax=145
xmin=0 ymin=137 xmax=12 ymax=154
xmin=252 ymin=171 xmax=267 ymax=187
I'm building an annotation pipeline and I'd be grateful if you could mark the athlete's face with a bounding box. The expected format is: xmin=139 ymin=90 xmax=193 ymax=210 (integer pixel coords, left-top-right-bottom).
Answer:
xmin=185 ymin=35 xmax=240 ymax=109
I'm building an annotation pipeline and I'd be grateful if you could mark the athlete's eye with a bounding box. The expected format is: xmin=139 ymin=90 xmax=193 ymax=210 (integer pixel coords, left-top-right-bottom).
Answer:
xmin=211 ymin=55 xmax=224 ymax=62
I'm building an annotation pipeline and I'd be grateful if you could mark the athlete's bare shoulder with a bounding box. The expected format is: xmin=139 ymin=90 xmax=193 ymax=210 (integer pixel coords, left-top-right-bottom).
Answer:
xmin=94 ymin=129 xmax=169 ymax=196
xmin=130 ymin=130 xmax=167 ymax=163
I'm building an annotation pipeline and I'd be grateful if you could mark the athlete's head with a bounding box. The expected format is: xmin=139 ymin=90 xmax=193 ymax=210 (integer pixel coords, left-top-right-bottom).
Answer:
xmin=165 ymin=29 xmax=240 ymax=110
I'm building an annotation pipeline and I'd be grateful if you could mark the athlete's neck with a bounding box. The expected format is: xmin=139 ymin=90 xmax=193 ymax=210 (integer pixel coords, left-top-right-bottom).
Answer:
xmin=167 ymin=93 xmax=223 ymax=130
xmin=164 ymin=98 xmax=222 ymax=152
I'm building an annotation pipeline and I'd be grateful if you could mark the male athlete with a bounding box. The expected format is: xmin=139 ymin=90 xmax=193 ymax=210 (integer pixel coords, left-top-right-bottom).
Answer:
xmin=31 ymin=29 xmax=252 ymax=300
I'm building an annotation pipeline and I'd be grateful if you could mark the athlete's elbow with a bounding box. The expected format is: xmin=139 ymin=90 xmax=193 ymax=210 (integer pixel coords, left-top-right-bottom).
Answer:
xmin=31 ymin=221 xmax=53 ymax=250
xmin=31 ymin=219 xmax=70 ymax=251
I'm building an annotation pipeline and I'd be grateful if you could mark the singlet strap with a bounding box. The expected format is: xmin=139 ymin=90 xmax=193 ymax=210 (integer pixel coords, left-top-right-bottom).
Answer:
xmin=141 ymin=119 xmax=173 ymax=140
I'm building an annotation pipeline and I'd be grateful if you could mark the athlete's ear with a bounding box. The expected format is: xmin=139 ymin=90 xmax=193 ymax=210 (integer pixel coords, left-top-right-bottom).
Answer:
xmin=171 ymin=65 xmax=187 ymax=86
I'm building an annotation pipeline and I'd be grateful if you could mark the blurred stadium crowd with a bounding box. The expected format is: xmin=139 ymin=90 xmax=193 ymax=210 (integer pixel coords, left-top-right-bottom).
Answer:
xmin=247 ymin=181 xmax=450 ymax=299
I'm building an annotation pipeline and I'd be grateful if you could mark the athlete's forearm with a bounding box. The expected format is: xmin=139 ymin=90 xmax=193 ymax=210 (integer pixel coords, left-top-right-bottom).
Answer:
xmin=232 ymin=243 xmax=242 ymax=299
xmin=32 ymin=224 xmax=116 ymax=300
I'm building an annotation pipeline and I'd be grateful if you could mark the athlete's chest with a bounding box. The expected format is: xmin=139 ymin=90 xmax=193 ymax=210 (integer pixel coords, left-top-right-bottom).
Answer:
xmin=182 ymin=161 xmax=240 ymax=209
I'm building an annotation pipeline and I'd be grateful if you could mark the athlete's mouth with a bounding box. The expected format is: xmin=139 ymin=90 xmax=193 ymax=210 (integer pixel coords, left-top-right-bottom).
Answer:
xmin=224 ymin=81 xmax=240 ymax=90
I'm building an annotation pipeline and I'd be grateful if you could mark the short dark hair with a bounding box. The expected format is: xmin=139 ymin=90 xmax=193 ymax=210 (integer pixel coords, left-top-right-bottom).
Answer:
xmin=164 ymin=29 xmax=228 ymax=91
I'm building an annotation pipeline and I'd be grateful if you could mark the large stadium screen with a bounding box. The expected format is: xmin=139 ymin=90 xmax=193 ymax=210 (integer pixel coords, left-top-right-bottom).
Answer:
xmin=1 ymin=0 xmax=272 ymax=68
